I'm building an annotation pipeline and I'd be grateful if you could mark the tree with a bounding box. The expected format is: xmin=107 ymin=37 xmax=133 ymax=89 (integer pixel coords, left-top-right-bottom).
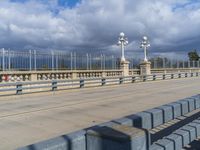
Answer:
xmin=188 ymin=50 xmax=199 ymax=61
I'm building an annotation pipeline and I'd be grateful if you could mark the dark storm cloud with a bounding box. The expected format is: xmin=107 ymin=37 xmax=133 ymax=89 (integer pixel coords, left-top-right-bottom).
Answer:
xmin=0 ymin=0 xmax=200 ymax=57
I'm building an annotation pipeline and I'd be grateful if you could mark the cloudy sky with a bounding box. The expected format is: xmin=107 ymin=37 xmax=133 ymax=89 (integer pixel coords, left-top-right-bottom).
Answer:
xmin=0 ymin=0 xmax=200 ymax=58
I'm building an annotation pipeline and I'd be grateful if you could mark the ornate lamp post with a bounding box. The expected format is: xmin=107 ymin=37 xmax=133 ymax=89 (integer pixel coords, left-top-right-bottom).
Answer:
xmin=118 ymin=32 xmax=128 ymax=62
xmin=140 ymin=36 xmax=150 ymax=62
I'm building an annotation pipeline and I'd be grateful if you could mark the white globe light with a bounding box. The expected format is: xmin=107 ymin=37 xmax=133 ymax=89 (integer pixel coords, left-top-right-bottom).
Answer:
xmin=143 ymin=36 xmax=148 ymax=41
xmin=120 ymin=32 xmax=125 ymax=37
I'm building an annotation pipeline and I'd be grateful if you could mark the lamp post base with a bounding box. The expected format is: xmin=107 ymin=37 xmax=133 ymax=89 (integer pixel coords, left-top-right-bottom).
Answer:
xmin=120 ymin=60 xmax=130 ymax=76
xmin=140 ymin=61 xmax=151 ymax=75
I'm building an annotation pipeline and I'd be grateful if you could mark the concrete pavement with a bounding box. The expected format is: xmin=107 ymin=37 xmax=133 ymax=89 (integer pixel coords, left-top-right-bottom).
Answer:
xmin=0 ymin=78 xmax=200 ymax=149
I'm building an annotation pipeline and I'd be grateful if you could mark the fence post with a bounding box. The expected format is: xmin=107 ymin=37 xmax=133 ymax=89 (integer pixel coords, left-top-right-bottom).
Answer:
xmin=80 ymin=79 xmax=84 ymax=88
xmin=163 ymin=74 xmax=166 ymax=80
xmin=185 ymin=73 xmax=188 ymax=78
xmin=2 ymin=48 xmax=5 ymax=71
xmin=34 ymin=50 xmax=37 ymax=71
xmin=70 ymin=52 xmax=73 ymax=70
xmin=143 ymin=75 xmax=146 ymax=82
xmin=51 ymin=51 xmax=54 ymax=71
xmin=188 ymin=61 xmax=190 ymax=68
xmin=132 ymin=76 xmax=136 ymax=83
xmin=16 ymin=83 xmax=22 ymax=95
xmin=191 ymin=72 xmax=193 ymax=77
xmin=101 ymin=78 xmax=106 ymax=86
xmin=52 ymin=80 xmax=57 ymax=91
xmin=86 ymin=53 xmax=89 ymax=70
xmin=29 ymin=50 xmax=32 ymax=71
xmin=178 ymin=73 xmax=181 ymax=78
xmin=153 ymin=75 xmax=156 ymax=81
xmin=171 ymin=74 xmax=174 ymax=79
xmin=8 ymin=49 xmax=11 ymax=71
xmin=119 ymin=77 xmax=123 ymax=84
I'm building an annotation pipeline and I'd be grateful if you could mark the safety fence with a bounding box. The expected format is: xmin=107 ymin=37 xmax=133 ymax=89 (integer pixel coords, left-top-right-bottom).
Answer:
xmin=0 ymin=48 xmax=200 ymax=71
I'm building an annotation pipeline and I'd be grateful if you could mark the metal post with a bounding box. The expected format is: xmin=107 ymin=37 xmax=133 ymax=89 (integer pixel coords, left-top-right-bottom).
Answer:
xmin=90 ymin=54 xmax=92 ymax=70
xmin=163 ymin=58 xmax=165 ymax=68
xmin=34 ymin=50 xmax=36 ymax=71
xmin=86 ymin=53 xmax=89 ymax=70
xmin=154 ymin=58 xmax=156 ymax=68
xmin=8 ymin=49 xmax=11 ymax=71
xmin=101 ymin=54 xmax=103 ymax=70
xmin=112 ymin=55 xmax=114 ymax=69
xmin=170 ymin=59 xmax=173 ymax=68
xmin=51 ymin=51 xmax=54 ymax=71
xmin=177 ymin=60 xmax=179 ymax=68
xmin=56 ymin=53 xmax=58 ymax=70
xmin=103 ymin=54 xmax=106 ymax=70
xmin=74 ymin=52 xmax=76 ymax=70
xmin=29 ymin=50 xmax=32 ymax=71
xmin=70 ymin=52 xmax=73 ymax=70
xmin=2 ymin=48 xmax=5 ymax=71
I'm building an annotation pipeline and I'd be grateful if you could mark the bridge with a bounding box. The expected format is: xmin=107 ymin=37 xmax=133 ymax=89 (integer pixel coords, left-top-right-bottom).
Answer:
xmin=1 ymin=76 xmax=200 ymax=149
xmin=1 ymin=35 xmax=200 ymax=150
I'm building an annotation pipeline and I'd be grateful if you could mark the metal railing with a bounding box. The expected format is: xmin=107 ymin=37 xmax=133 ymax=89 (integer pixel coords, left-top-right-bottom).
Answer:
xmin=0 ymin=72 xmax=199 ymax=95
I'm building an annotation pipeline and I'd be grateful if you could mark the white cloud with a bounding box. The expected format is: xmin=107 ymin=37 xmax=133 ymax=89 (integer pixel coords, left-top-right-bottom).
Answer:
xmin=0 ymin=0 xmax=200 ymax=58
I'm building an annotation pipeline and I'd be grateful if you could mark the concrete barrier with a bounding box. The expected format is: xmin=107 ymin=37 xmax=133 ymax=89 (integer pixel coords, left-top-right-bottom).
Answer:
xmin=17 ymin=95 xmax=200 ymax=150
xmin=87 ymin=124 xmax=147 ymax=150
xmin=144 ymin=109 xmax=164 ymax=128
xmin=165 ymin=102 xmax=181 ymax=119
xmin=17 ymin=130 xmax=86 ymax=150
xmin=112 ymin=117 xmax=133 ymax=126
xmin=154 ymin=139 xmax=174 ymax=150
xmin=164 ymin=134 xmax=182 ymax=150
xmin=191 ymin=95 xmax=200 ymax=109
xmin=182 ymin=98 xmax=195 ymax=112
xmin=176 ymin=100 xmax=189 ymax=115
xmin=150 ymin=118 xmax=200 ymax=150
xmin=155 ymin=106 xmax=173 ymax=123
xmin=127 ymin=112 xmax=152 ymax=129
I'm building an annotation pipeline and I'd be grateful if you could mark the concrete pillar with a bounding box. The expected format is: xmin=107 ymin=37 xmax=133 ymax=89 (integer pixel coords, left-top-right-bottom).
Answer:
xmin=71 ymin=72 xmax=77 ymax=79
xmin=140 ymin=61 xmax=151 ymax=75
xmin=30 ymin=73 xmax=38 ymax=81
xmin=120 ymin=60 xmax=130 ymax=76
xmin=102 ymin=71 xmax=107 ymax=78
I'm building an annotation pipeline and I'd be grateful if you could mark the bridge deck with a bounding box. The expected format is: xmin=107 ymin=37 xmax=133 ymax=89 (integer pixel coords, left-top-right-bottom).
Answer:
xmin=0 ymin=78 xmax=200 ymax=149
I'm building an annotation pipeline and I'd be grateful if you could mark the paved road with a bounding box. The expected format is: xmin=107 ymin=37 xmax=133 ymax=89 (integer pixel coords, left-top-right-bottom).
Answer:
xmin=0 ymin=78 xmax=200 ymax=149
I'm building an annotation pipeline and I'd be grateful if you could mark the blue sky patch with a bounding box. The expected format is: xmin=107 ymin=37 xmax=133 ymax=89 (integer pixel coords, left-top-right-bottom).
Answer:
xmin=10 ymin=0 xmax=81 ymax=8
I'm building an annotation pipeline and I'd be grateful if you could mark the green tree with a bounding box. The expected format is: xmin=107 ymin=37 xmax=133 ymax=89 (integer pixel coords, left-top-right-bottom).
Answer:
xmin=188 ymin=50 xmax=199 ymax=61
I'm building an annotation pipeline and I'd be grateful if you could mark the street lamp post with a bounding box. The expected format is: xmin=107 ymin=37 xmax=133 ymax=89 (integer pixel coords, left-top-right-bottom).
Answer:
xmin=118 ymin=32 xmax=128 ymax=62
xmin=140 ymin=36 xmax=150 ymax=62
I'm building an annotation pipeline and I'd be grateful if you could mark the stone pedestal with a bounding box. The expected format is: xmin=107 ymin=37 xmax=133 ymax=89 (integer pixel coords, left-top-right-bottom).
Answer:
xmin=140 ymin=61 xmax=151 ymax=75
xmin=30 ymin=73 xmax=38 ymax=81
xmin=120 ymin=60 xmax=130 ymax=76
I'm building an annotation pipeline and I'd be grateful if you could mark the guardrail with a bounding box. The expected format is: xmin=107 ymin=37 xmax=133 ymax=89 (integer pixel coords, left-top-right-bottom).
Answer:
xmin=17 ymin=95 xmax=200 ymax=150
xmin=0 ymin=72 xmax=199 ymax=95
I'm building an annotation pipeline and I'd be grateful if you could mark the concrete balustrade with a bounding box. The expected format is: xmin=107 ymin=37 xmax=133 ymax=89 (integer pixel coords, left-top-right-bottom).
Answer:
xmin=0 ymin=67 xmax=200 ymax=83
